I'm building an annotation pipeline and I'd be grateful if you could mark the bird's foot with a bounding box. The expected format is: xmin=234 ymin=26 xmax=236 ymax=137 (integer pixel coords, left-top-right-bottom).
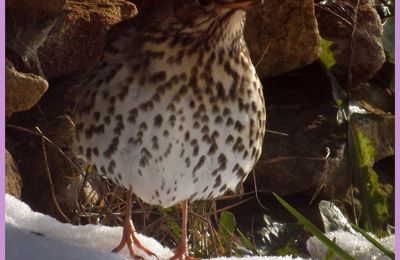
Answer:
xmin=112 ymin=221 xmax=159 ymax=260
xmin=169 ymin=243 xmax=199 ymax=260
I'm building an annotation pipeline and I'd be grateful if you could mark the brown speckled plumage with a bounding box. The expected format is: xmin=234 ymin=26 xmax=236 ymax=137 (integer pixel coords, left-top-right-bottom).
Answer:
xmin=74 ymin=0 xmax=265 ymax=258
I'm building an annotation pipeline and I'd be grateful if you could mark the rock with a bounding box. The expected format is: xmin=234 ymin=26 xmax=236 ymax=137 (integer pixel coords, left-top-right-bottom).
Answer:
xmin=6 ymin=150 xmax=22 ymax=199
xmin=38 ymin=0 xmax=138 ymax=79
xmin=6 ymin=62 xmax=48 ymax=117
xmin=353 ymin=81 xmax=394 ymax=115
xmin=247 ymin=61 xmax=349 ymax=198
xmin=7 ymin=0 xmax=320 ymax=80
xmin=349 ymin=113 xmax=394 ymax=164
xmin=6 ymin=0 xmax=67 ymax=12
xmin=6 ymin=0 xmax=138 ymax=79
xmin=6 ymin=10 xmax=57 ymax=75
xmin=316 ymin=0 xmax=385 ymax=85
xmin=245 ymin=0 xmax=320 ymax=78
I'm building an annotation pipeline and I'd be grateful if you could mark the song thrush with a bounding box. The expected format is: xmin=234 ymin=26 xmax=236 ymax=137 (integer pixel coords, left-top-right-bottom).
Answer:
xmin=74 ymin=0 xmax=266 ymax=259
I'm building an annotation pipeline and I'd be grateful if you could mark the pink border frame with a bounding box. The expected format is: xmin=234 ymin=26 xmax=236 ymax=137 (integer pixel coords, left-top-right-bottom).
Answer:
xmin=0 ymin=1 xmax=398 ymax=260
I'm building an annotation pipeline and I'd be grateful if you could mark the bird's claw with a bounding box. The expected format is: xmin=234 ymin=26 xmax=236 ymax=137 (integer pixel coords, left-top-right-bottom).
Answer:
xmin=112 ymin=222 xmax=159 ymax=260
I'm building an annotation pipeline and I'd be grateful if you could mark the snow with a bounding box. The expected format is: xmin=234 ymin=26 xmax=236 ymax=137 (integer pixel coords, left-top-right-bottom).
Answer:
xmin=307 ymin=230 xmax=395 ymax=260
xmin=6 ymin=194 xmax=171 ymax=260
xmin=6 ymin=195 xmax=304 ymax=260
xmin=211 ymin=257 xmax=306 ymax=260
xmin=5 ymin=194 xmax=394 ymax=260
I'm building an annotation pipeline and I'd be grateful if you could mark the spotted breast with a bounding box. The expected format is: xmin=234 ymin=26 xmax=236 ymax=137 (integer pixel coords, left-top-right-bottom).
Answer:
xmin=73 ymin=0 xmax=266 ymax=209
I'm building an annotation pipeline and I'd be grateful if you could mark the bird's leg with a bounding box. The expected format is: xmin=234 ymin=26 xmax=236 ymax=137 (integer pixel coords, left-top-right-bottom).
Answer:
xmin=170 ymin=200 xmax=198 ymax=260
xmin=112 ymin=187 xmax=159 ymax=260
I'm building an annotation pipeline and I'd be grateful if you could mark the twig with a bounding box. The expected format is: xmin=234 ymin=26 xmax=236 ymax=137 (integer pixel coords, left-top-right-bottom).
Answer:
xmin=251 ymin=214 xmax=258 ymax=255
xmin=37 ymin=127 xmax=72 ymax=223
xmin=314 ymin=3 xmax=353 ymax=26
xmin=255 ymin=44 xmax=270 ymax=69
xmin=252 ymin=170 xmax=270 ymax=212
xmin=347 ymin=0 xmax=360 ymax=90
xmin=211 ymin=196 xmax=254 ymax=214
xmin=6 ymin=124 xmax=84 ymax=174
xmin=309 ymin=147 xmax=331 ymax=205
xmin=347 ymin=0 xmax=361 ymax=227
xmin=265 ymin=129 xmax=289 ymax=137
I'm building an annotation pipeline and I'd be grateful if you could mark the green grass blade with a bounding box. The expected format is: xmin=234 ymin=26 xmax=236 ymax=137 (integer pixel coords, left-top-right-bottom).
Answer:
xmin=349 ymin=126 xmax=390 ymax=233
xmin=218 ymin=211 xmax=236 ymax=243
xmin=325 ymin=242 xmax=335 ymax=260
xmin=273 ymin=193 xmax=355 ymax=260
xmin=351 ymin=224 xmax=395 ymax=259
xmin=237 ymin=228 xmax=258 ymax=255
xmin=158 ymin=207 xmax=181 ymax=239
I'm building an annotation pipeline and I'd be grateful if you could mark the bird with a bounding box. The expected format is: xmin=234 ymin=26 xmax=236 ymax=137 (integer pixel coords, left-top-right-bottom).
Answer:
xmin=73 ymin=0 xmax=266 ymax=259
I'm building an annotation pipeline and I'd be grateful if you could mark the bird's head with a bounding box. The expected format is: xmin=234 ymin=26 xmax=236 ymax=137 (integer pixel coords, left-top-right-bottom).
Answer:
xmin=140 ymin=0 xmax=264 ymax=38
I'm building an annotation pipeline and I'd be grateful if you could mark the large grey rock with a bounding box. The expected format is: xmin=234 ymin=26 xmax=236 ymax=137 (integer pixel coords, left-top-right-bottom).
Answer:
xmin=245 ymin=0 xmax=320 ymax=78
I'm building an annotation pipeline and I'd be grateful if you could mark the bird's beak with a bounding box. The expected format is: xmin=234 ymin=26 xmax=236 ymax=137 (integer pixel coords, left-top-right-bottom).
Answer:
xmin=214 ymin=0 xmax=264 ymax=10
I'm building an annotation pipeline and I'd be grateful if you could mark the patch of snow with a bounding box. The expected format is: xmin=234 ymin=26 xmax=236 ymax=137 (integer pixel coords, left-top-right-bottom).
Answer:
xmin=12 ymin=194 xmax=393 ymax=260
xmin=211 ymin=257 xmax=307 ymax=260
xmin=6 ymin=224 xmax=123 ymax=260
xmin=6 ymin=194 xmax=304 ymax=260
xmin=307 ymin=230 xmax=394 ymax=260
xmin=6 ymin=194 xmax=171 ymax=260
xmin=6 ymin=194 xmax=395 ymax=260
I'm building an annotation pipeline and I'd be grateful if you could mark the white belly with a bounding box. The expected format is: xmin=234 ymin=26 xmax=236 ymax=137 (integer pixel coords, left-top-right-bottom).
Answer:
xmin=74 ymin=43 xmax=265 ymax=208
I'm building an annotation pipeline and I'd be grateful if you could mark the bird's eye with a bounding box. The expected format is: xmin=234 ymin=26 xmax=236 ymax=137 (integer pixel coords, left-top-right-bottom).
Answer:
xmin=196 ymin=0 xmax=214 ymax=9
